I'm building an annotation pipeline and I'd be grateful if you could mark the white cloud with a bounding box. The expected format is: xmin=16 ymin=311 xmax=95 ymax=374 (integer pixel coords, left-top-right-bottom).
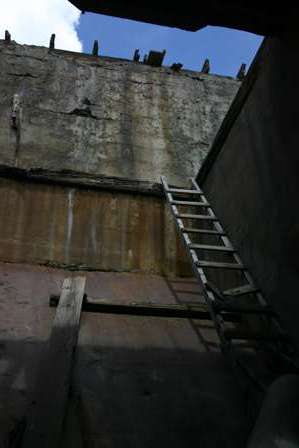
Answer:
xmin=0 ymin=0 xmax=82 ymax=52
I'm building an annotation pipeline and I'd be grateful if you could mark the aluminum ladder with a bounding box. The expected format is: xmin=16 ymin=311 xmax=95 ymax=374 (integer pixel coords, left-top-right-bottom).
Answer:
xmin=161 ymin=176 xmax=296 ymax=389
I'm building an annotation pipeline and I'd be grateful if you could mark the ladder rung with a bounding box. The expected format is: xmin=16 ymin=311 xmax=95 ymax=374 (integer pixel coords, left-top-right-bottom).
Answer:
xmin=177 ymin=214 xmax=217 ymax=221
xmin=196 ymin=261 xmax=245 ymax=270
xmin=223 ymin=284 xmax=259 ymax=297
xmin=218 ymin=305 xmax=274 ymax=316
xmin=182 ymin=228 xmax=225 ymax=236
xmin=167 ymin=188 xmax=203 ymax=195
xmin=189 ymin=244 xmax=234 ymax=253
xmin=223 ymin=329 xmax=280 ymax=341
xmin=171 ymin=200 xmax=210 ymax=207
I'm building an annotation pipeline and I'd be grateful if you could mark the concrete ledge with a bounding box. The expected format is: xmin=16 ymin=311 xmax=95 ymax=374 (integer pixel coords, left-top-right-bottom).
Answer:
xmin=0 ymin=164 xmax=164 ymax=197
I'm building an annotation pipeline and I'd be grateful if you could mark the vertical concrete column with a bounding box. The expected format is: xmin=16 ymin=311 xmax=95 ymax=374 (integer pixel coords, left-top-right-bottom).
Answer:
xmin=247 ymin=375 xmax=299 ymax=448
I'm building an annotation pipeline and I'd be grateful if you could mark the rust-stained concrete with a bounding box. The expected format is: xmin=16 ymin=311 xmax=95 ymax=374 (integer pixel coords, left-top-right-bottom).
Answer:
xmin=0 ymin=40 xmax=239 ymax=186
xmin=0 ymin=39 xmax=239 ymax=275
xmin=0 ymin=177 xmax=191 ymax=276
xmin=0 ymin=262 xmax=250 ymax=447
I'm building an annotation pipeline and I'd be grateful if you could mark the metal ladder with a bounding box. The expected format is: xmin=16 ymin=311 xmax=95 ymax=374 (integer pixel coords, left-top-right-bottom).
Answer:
xmin=161 ymin=176 xmax=296 ymax=389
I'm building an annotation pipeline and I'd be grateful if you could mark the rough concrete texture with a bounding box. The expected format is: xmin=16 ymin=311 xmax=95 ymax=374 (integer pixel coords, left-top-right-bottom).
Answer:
xmin=201 ymin=34 xmax=299 ymax=354
xmin=247 ymin=375 xmax=299 ymax=448
xmin=0 ymin=262 xmax=250 ymax=447
xmin=0 ymin=177 xmax=191 ymax=276
xmin=0 ymin=40 xmax=239 ymax=185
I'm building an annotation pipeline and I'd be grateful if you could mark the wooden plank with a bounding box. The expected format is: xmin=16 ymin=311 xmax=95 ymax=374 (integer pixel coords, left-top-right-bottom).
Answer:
xmin=0 ymin=164 xmax=163 ymax=198
xmin=196 ymin=260 xmax=245 ymax=270
xmin=223 ymin=284 xmax=259 ymax=297
xmin=50 ymin=296 xmax=210 ymax=319
xmin=177 ymin=213 xmax=217 ymax=220
xmin=217 ymin=304 xmax=274 ymax=316
xmin=189 ymin=243 xmax=234 ymax=252
xmin=205 ymin=284 xmax=273 ymax=315
xmin=49 ymin=295 xmax=239 ymax=322
xmin=223 ymin=329 xmax=280 ymax=342
xmin=22 ymin=276 xmax=86 ymax=448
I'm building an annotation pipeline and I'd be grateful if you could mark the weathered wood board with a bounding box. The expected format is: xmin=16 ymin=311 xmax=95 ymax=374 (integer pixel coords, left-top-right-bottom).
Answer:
xmin=21 ymin=276 xmax=86 ymax=448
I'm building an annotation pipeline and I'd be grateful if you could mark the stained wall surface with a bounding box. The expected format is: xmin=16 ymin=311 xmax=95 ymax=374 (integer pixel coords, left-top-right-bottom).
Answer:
xmin=0 ymin=262 xmax=250 ymax=448
xmin=0 ymin=177 xmax=190 ymax=276
xmin=198 ymin=34 xmax=299 ymax=352
xmin=0 ymin=40 xmax=239 ymax=185
xmin=0 ymin=39 xmax=239 ymax=274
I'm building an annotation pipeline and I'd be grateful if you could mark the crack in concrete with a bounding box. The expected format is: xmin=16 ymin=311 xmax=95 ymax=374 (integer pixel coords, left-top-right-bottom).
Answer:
xmin=38 ymin=108 xmax=114 ymax=121
xmin=7 ymin=53 xmax=46 ymax=63
xmin=7 ymin=72 xmax=38 ymax=78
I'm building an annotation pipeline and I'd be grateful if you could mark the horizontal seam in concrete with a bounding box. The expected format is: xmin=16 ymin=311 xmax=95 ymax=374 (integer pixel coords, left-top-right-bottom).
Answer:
xmin=0 ymin=164 xmax=165 ymax=198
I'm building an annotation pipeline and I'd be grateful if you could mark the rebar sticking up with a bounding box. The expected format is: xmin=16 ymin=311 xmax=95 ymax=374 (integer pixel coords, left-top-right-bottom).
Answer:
xmin=92 ymin=40 xmax=99 ymax=56
xmin=5 ymin=30 xmax=11 ymax=43
xmin=49 ymin=34 xmax=55 ymax=50
xmin=133 ymin=49 xmax=140 ymax=62
xmin=237 ymin=63 xmax=246 ymax=81
xmin=201 ymin=59 xmax=210 ymax=74
xmin=171 ymin=63 xmax=183 ymax=72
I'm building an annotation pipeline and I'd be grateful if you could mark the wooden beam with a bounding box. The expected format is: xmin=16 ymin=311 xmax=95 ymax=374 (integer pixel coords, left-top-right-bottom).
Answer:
xmin=49 ymin=295 xmax=239 ymax=322
xmin=0 ymin=164 xmax=163 ymax=198
xmin=22 ymin=276 xmax=86 ymax=448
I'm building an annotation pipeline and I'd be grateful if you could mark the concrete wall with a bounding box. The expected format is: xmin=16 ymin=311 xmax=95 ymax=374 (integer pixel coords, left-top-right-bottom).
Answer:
xmin=0 ymin=40 xmax=239 ymax=185
xmin=198 ymin=35 xmax=299 ymax=351
xmin=0 ymin=39 xmax=239 ymax=274
xmin=0 ymin=262 xmax=250 ymax=447
xmin=0 ymin=176 xmax=191 ymax=276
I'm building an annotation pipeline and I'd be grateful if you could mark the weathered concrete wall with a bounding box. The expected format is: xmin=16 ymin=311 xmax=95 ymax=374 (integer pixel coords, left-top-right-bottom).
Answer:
xmin=0 ymin=40 xmax=239 ymax=185
xmin=0 ymin=262 xmax=250 ymax=447
xmin=0 ymin=39 xmax=239 ymax=274
xmin=0 ymin=176 xmax=190 ymax=276
xmin=199 ymin=34 xmax=299 ymax=352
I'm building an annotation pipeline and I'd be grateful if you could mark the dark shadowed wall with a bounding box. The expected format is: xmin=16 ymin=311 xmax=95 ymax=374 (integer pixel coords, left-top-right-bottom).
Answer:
xmin=198 ymin=34 xmax=299 ymax=351
xmin=0 ymin=262 xmax=250 ymax=447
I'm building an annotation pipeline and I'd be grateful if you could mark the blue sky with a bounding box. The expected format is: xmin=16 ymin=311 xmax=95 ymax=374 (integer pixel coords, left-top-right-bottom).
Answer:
xmin=78 ymin=12 xmax=263 ymax=77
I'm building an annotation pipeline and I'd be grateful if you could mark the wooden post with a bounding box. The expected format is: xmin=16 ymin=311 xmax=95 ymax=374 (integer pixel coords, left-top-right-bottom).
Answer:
xmin=22 ymin=276 xmax=86 ymax=448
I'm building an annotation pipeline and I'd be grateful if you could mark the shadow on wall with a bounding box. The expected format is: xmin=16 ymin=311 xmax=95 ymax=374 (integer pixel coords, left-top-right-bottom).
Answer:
xmin=0 ymin=340 xmax=251 ymax=448
xmin=165 ymin=277 xmax=221 ymax=352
